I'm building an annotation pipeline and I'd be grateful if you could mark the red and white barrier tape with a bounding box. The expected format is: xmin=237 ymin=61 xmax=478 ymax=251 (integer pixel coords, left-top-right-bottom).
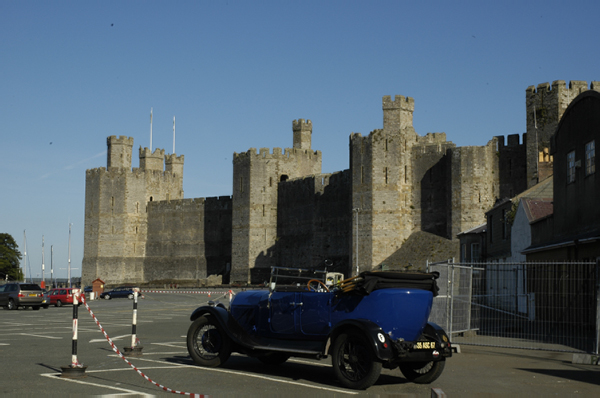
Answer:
xmin=78 ymin=293 xmax=209 ymax=397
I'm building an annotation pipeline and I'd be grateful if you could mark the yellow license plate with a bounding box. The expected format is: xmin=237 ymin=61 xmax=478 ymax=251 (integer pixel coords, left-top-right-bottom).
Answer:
xmin=414 ymin=342 xmax=436 ymax=350
xmin=29 ymin=293 xmax=37 ymax=297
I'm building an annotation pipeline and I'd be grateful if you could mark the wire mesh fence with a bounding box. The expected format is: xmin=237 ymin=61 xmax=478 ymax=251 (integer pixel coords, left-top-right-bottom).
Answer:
xmin=428 ymin=259 xmax=600 ymax=354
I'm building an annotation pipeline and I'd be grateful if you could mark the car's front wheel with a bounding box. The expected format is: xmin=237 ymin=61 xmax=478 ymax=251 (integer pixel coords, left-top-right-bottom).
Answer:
xmin=332 ymin=331 xmax=382 ymax=390
xmin=7 ymin=299 xmax=16 ymax=310
xmin=104 ymin=295 xmax=111 ymax=300
xmin=187 ymin=315 xmax=232 ymax=367
xmin=127 ymin=293 xmax=134 ymax=299
xmin=399 ymin=359 xmax=445 ymax=384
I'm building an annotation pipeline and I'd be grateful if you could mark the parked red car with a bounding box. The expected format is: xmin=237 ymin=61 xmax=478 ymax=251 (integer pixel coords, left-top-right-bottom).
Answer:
xmin=48 ymin=288 xmax=74 ymax=307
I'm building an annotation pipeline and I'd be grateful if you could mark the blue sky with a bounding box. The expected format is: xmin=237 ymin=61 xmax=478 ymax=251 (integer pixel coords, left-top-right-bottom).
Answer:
xmin=1 ymin=1 xmax=598 ymax=281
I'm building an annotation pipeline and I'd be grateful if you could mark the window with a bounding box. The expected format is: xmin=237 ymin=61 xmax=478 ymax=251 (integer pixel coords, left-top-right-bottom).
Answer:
xmin=585 ymin=140 xmax=595 ymax=176
xmin=471 ymin=243 xmax=480 ymax=262
xmin=567 ymin=150 xmax=576 ymax=183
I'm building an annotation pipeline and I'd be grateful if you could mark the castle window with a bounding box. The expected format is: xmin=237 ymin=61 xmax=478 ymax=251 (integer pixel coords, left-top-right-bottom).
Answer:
xmin=384 ymin=167 xmax=388 ymax=184
xmin=585 ymin=140 xmax=595 ymax=176
xmin=150 ymin=196 xmax=154 ymax=201
xmin=567 ymin=150 xmax=576 ymax=183
xmin=361 ymin=166 xmax=364 ymax=183
xmin=240 ymin=177 xmax=244 ymax=193
xmin=385 ymin=139 xmax=388 ymax=151
xmin=269 ymin=177 xmax=272 ymax=187
xmin=136 ymin=202 xmax=139 ymax=213
xmin=471 ymin=243 xmax=480 ymax=262
xmin=280 ymin=175 xmax=288 ymax=182
xmin=262 ymin=205 xmax=265 ymax=217
xmin=111 ymin=197 xmax=114 ymax=207
xmin=404 ymin=165 xmax=408 ymax=183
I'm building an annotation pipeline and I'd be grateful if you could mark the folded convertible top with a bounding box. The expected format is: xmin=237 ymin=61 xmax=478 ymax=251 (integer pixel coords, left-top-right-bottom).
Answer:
xmin=340 ymin=271 xmax=440 ymax=297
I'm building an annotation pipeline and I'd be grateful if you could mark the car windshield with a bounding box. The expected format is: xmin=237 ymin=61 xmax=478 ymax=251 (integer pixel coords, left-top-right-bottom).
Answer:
xmin=21 ymin=284 xmax=42 ymax=290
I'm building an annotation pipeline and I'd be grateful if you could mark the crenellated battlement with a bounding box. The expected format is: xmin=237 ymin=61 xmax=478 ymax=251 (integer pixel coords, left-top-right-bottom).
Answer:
xmin=495 ymin=134 xmax=524 ymax=148
xmin=233 ymin=147 xmax=322 ymax=163
xmin=382 ymin=95 xmax=415 ymax=111
xmin=292 ymin=119 xmax=312 ymax=131
xmin=139 ymin=147 xmax=165 ymax=158
xmin=165 ymin=153 xmax=184 ymax=163
xmin=417 ymin=132 xmax=447 ymax=144
xmin=107 ymin=135 xmax=134 ymax=146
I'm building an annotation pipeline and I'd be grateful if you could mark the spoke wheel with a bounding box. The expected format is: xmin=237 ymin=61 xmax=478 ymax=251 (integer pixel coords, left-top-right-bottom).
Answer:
xmin=187 ymin=315 xmax=232 ymax=367
xmin=399 ymin=359 xmax=445 ymax=384
xmin=332 ymin=331 xmax=382 ymax=390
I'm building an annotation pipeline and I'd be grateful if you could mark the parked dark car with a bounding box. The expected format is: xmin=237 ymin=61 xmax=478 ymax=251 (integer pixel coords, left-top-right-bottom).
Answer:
xmin=100 ymin=286 xmax=141 ymax=300
xmin=83 ymin=286 xmax=93 ymax=293
xmin=48 ymin=288 xmax=75 ymax=307
xmin=0 ymin=283 xmax=44 ymax=310
xmin=186 ymin=265 xmax=452 ymax=390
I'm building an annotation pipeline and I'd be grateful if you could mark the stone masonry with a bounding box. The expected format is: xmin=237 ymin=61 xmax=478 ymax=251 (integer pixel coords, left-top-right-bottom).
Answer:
xmin=82 ymin=80 xmax=599 ymax=286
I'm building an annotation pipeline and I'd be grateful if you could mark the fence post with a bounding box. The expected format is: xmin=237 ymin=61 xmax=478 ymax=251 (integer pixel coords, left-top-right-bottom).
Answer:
xmin=450 ymin=258 xmax=455 ymax=338
xmin=468 ymin=263 xmax=473 ymax=332
xmin=594 ymin=258 xmax=600 ymax=356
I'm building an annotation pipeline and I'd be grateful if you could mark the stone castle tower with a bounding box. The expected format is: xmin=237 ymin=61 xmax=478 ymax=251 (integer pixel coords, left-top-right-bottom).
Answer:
xmin=82 ymin=136 xmax=184 ymax=284
xmin=230 ymin=119 xmax=322 ymax=283
xmin=82 ymin=80 xmax=600 ymax=286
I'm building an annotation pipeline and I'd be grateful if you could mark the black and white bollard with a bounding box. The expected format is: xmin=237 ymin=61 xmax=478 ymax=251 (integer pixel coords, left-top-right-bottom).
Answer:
xmin=123 ymin=288 xmax=143 ymax=357
xmin=61 ymin=288 xmax=87 ymax=378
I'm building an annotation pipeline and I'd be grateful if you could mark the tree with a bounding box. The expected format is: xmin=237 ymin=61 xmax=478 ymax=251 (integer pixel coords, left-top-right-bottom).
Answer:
xmin=0 ymin=233 xmax=23 ymax=281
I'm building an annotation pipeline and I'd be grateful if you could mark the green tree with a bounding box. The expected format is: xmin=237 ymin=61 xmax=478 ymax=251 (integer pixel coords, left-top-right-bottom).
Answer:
xmin=0 ymin=233 xmax=23 ymax=281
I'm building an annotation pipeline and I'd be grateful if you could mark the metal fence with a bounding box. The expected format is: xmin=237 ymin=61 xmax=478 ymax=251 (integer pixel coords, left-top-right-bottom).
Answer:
xmin=428 ymin=259 xmax=600 ymax=354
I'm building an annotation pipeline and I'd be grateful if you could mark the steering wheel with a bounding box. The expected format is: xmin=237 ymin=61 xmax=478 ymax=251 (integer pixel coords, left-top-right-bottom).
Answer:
xmin=307 ymin=279 xmax=330 ymax=292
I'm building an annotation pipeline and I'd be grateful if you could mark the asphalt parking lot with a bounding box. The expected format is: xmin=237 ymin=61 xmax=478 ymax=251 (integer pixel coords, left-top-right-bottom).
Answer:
xmin=1 ymin=290 xmax=599 ymax=397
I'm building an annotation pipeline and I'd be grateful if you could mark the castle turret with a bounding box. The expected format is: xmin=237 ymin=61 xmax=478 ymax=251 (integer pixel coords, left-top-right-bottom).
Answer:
xmin=293 ymin=119 xmax=312 ymax=150
xmin=525 ymin=80 xmax=600 ymax=188
xmin=383 ymin=95 xmax=414 ymax=132
xmin=139 ymin=147 xmax=165 ymax=171
xmin=165 ymin=154 xmax=184 ymax=177
xmin=107 ymin=136 xmax=134 ymax=169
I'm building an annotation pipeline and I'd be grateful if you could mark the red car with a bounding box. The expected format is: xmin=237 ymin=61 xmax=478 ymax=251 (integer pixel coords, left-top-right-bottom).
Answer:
xmin=48 ymin=288 xmax=74 ymax=307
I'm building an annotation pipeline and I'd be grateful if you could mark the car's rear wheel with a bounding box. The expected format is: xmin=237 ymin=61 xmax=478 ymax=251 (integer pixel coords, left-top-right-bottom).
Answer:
xmin=187 ymin=315 xmax=231 ymax=367
xmin=399 ymin=359 xmax=445 ymax=384
xmin=7 ymin=299 xmax=16 ymax=310
xmin=257 ymin=352 xmax=290 ymax=365
xmin=127 ymin=293 xmax=134 ymax=299
xmin=332 ymin=331 xmax=382 ymax=389
xmin=56 ymin=300 xmax=63 ymax=307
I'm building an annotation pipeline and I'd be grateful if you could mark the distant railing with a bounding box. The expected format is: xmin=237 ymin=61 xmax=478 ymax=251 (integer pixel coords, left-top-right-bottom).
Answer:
xmin=428 ymin=259 xmax=599 ymax=354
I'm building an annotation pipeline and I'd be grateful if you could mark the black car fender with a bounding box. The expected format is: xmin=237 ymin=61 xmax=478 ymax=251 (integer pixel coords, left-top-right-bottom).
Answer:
xmin=189 ymin=304 xmax=252 ymax=347
xmin=326 ymin=319 xmax=394 ymax=361
xmin=421 ymin=322 xmax=453 ymax=357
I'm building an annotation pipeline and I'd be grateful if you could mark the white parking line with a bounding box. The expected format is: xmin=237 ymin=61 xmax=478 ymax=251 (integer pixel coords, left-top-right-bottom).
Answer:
xmin=19 ymin=333 xmax=62 ymax=339
xmin=89 ymin=334 xmax=130 ymax=343
xmin=131 ymin=357 xmax=359 ymax=395
xmin=40 ymin=371 xmax=158 ymax=396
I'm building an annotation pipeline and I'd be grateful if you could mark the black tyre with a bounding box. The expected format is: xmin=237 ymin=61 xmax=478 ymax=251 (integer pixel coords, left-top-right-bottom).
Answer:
xmin=104 ymin=294 xmax=111 ymax=300
xmin=32 ymin=306 xmax=40 ymax=311
xmin=332 ymin=331 xmax=382 ymax=390
xmin=127 ymin=293 xmax=134 ymax=299
xmin=7 ymin=299 xmax=16 ymax=310
xmin=56 ymin=300 xmax=63 ymax=307
xmin=257 ymin=352 xmax=290 ymax=365
xmin=187 ymin=315 xmax=232 ymax=367
xmin=399 ymin=359 xmax=445 ymax=384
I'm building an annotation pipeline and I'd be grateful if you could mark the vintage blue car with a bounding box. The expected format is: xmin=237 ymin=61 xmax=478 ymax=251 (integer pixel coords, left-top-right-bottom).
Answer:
xmin=186 ymin=265 xmax=452 ymax=389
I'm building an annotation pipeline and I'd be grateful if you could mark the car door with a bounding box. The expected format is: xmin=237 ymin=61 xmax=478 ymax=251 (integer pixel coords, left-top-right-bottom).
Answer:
xmin=269 ymin=291 xmax=299 ymax=335
xmin=299 ymin=291 xmax=332 ymax=336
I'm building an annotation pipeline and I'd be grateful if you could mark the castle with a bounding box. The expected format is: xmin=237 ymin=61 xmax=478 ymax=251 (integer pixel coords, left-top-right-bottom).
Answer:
xmin=82 ymin=80 xmax=599 ymax=286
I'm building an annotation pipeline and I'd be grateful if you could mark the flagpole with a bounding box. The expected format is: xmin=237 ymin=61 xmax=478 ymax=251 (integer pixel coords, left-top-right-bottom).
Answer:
xmin=150 ymin=108 xmax=153 ymax=151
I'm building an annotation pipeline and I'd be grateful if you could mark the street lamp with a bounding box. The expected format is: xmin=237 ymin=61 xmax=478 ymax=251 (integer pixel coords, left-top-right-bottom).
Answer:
xmin=352 ymin=208 xmax=360 ymax=276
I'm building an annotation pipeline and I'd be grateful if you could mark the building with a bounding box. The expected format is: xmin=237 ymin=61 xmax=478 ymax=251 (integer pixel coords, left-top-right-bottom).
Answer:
xmin=82 ymin=81 xmax=599 ymax=286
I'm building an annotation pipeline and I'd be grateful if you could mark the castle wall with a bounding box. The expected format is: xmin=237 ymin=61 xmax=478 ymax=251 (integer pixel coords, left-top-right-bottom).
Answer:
xmin=144 ymin=196 xmax=232 ymax=283
xmin=448 ymin=140 xmax=500 ymax=239
xmin=276 ymin=170 xmax=352 ymax=273
xmin=231 ymin=146 xmax=322 ymax=283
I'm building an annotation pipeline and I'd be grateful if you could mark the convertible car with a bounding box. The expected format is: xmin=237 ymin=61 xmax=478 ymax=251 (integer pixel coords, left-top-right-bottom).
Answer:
xmin=186 ymin=265 xmax=452 ymax=389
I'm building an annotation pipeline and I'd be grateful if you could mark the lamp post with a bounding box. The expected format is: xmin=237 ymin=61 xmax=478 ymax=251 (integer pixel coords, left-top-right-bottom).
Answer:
xmin=352 ymin=208 xmax=360 ymax=276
